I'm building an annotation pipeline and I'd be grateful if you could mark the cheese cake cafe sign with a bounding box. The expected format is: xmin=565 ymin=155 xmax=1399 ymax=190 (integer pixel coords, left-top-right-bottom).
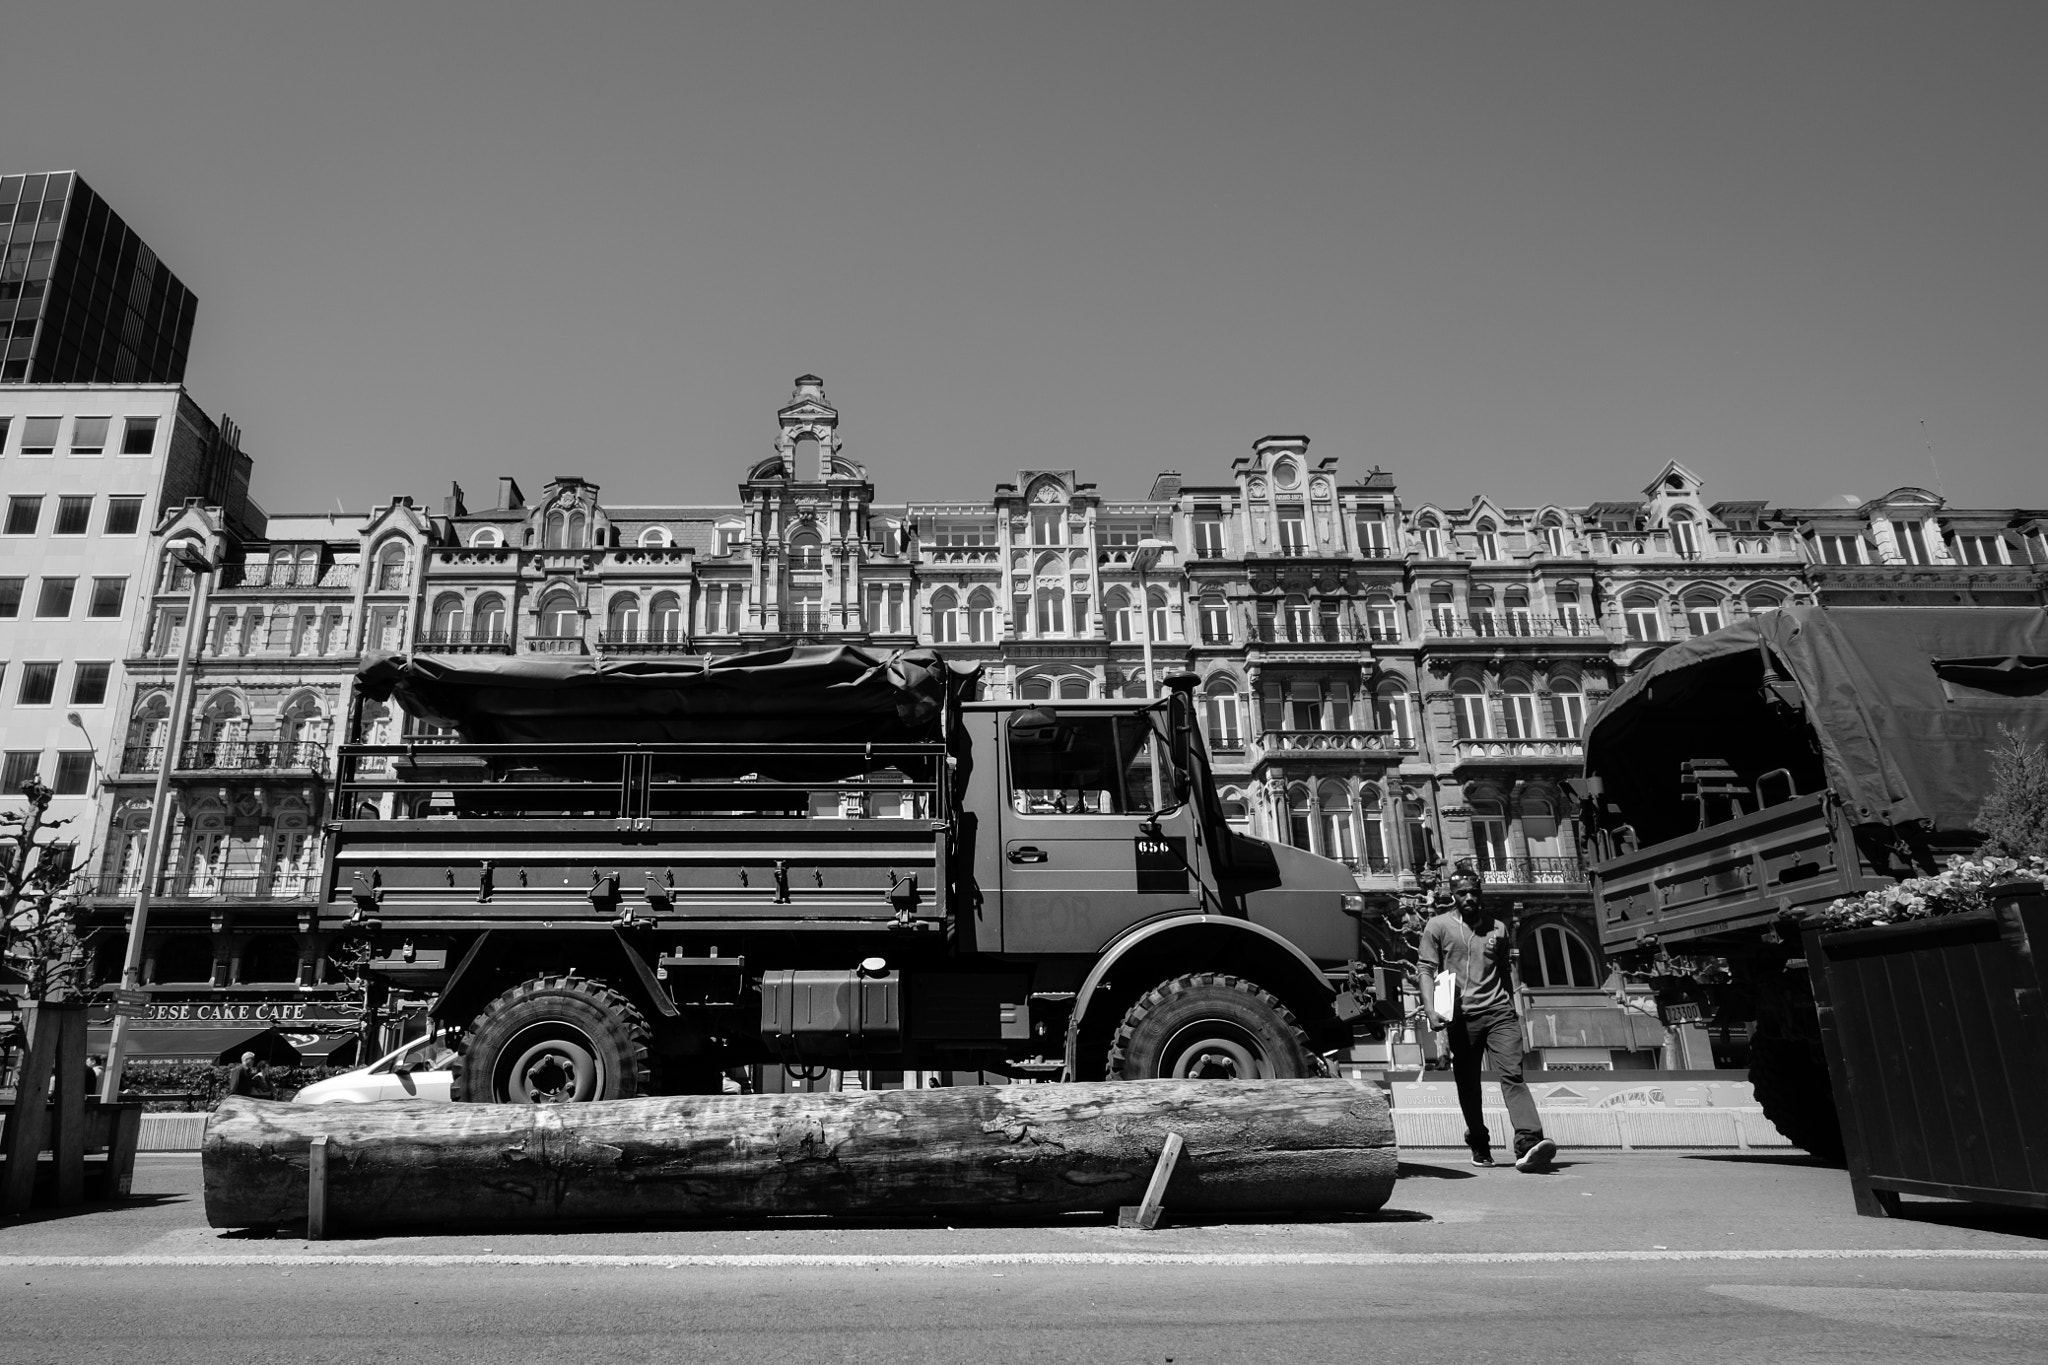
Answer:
xmin=132 ymin=1002 xmax=355 ymax=1024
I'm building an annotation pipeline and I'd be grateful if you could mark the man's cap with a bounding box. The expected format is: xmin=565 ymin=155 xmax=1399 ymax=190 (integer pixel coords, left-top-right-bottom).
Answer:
xmin=1448 ymin=868 xmax=1484 ymax=893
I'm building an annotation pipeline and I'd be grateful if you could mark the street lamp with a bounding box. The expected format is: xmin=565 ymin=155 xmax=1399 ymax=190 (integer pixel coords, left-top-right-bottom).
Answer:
xmin=100 ymin=538 xmax=215 ymax=1103
xmin=1131 ymin=539 xmax=1173 ymax=699
xmin=66 ymin=712 xmax=106 ymax=799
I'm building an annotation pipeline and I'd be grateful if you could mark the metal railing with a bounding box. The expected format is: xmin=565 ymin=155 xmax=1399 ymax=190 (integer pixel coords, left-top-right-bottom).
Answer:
xmin=416 ymin=629 xmax=513 ymax=654
xmin=1428 ymin=614 xmax=1601 ymax=640
xmin=1452 ymin=737 xmax=1584 ymax=762
xmin=1257 ymin=729 xmax=1408 ymax=754
xmin=598 ymin=629 xmax=693 ymax=653
xmin=1474 ymin=856 xmax=1589 ymax=887
xmin=922 ymin=546 xmax=999 ymax=564
xmin=121 ymin=738 xmax=328 ymax=775
xmin=95 ymin=859 xmax=321 ymax=901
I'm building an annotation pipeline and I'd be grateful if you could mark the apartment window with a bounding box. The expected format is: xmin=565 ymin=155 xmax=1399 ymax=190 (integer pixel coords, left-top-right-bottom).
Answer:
xmin=1952 ymin=534 xmax=2008 ymax=566
xmin=17 ymin=662 xmax=59 ymax=706
xmin=69 ymin=416 xmax=109 ymax=455
xmin=1813 ymin=534 xmax=1864 ymax=565
xmin=1670 ymin=516 xmax=1699 ymax=559
xmin=1890 ymin=519 xmax=1930 ymax=564
xmin=1470 ymin=801 xmax=1511 ymax=873
xmin=1033 ymin=584 xmax=1066 ymax=636
xmin=1029 ymin=509 xmax=1065 ymax=546
xmin=51 ymin=751 xmax=93 ymax=796
xmin=1623 ymin=593 xmax=1664 ymax=642
xmin=965 ymin=589 xmax=995 ymax=643
xmin=1199 ymin=594 xmax=1231 ymax=644
xmin=1684 ymin=595 xmax=1724 ymax=635
xmin=374 ymin=542 xmax=410 ymax=591
xmin=1453 ymin=681 xmax=1490 ymax=740
xmin=714 ymin=523 xmax=744 ymax=557
xmin=120 ymin=416 xmax=159 ymax=456
xmin=35 ymin=577 xmax=74 ymax=618
xmin=1193 ymin=515 xmax=1225 ymax=558
xmin=1277 ymin=508 xmax=1307 ymax=553
xmin=0 ymin=577 xmax=21 ymax=617
xmin=1501 ymin=682 xmax=1539 ymax=740
xmin=1547 ymin=681 xmax=1587 ymax=739
xmin=865 ymin=582 xmax=908 ymax=634
xmin=20 ymin=416 xmax=59 ymax=455
xmin=1419 ymin=523 xmax=1445 ymax=558
xmin=1373 ymin=684 xmax=1413 ymax=747
xmin=786 ymin=584 xmax=824 ymax=632
xmin=1541 ymin=523 xmax=1569 ymax=557
xmin=1 ymin=751 xmax=41 ymax=790
xmin=6 ymin=494 xmax=43 ymax=534
xmin=1203 ymin=682 xmax=1243 ymax=752
xmin=702 ymin=583 xmax=742 ymax=634
xmin=1366 ymin=601 xmax=1400 ymax=642
xmin=53 ymin=494 xmax=92 ymax=535
xmin=1526 ymin=923 xmax=1601 ymax=988
xmin=1353 ymin=514 xmax=1388 ymax=557
xmin=0 ymin=416 xmax=9 ymax=450
xmin=104 ymin=495 xmax=143 ymax=535
xmin=1474 ymin=524 xmax=1500 ymax=560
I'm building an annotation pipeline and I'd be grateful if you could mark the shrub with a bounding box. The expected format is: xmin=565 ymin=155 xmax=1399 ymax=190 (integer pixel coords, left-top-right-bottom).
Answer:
xmin=1974 ymin=725 xmax=2048 ymax=859
xmin=1820 ymin=854 xmax=2047 ymax=931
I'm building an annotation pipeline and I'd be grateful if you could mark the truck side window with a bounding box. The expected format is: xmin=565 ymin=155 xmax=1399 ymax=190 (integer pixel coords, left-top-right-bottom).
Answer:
xmin=1009 ymin=714 xmax=1180 ymax=817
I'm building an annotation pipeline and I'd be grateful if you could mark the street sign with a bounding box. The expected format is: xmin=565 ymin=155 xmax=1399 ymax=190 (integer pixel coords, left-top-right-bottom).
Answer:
xmin=113 ymin=988 xmax=150 ymax=1006
xmin=111 ymin=1002 xmax=148 ymax=1019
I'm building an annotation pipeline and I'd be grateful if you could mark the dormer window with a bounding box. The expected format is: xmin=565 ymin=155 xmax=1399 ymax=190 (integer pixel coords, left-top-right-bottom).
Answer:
xmin=1812 ymin=534 xmax=1865 ymax=565
xmin=1890 ymin=519 xmax=1931 ymax=564
xmin=1952 ymin=532 xmax=2009 ymax=566
xmin=1669 ymin=512 xmax=1699 ymax=559
xmin=1474 ymin=522 xmax=1499 ymax=561
xmin=714 ymin=521 xmax=744 ymax=557
xmin=1418 ymin=519 xmax=1444 ymax=559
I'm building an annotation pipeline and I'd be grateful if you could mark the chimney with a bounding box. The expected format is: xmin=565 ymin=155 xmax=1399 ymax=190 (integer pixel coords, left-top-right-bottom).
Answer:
xmin=498 ymin=476 xmax=525 ymax=511
xmin=1149 ymin=471 xmax=1183 ymax=501
xmin=444 ymin=481 xmax=467 ymax=517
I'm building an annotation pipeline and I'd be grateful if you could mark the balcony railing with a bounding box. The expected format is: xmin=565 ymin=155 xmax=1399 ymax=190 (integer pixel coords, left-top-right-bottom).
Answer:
xmin=121 ymin=739 xmax=328 ymax=775
xmin=1258 ymin=729 xmax=1407 ymax=754
xmin=922 ymin=546 xmax=999 ymax=565
xmin=215 ymin=562 xmax=352 ymax=590
xmin=1473 ymin=856 xmax=1589 ymax=887
xmin=416 ymin=629 xmax=513 ymax=654
xmin=95 ymin=860 xmax=320 ymax=901
xmin=1253 ymin=621 xmax=1365 ymax=646
xmin=1428 ymin=614 xmax=1601 ymax=640
xmin=599 ymin=629 xmax=693 ymax=653
xmin=1452 ymin=737 xmax=1585 ymax=762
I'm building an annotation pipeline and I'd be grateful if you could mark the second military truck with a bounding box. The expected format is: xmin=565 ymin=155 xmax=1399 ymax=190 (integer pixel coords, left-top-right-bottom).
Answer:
xmin=328 ymin=645 xmax=1373 ymax=1101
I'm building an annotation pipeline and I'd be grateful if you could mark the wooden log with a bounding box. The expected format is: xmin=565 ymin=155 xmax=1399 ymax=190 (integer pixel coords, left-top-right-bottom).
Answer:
xmin=204 ymin=1078 xmax=1396 ymax=1231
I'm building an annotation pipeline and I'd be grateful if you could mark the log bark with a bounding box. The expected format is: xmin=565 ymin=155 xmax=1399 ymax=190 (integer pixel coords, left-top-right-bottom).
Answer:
xmin=203 ymin=1078 xmax=1395 ymax=1231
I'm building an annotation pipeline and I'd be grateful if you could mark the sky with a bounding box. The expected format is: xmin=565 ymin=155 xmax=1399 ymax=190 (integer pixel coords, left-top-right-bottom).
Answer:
xmin=6 ymin=2 xmax=2044 ymax=516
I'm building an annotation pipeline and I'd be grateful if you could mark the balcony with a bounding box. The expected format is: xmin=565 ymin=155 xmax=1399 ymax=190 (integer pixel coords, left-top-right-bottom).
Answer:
xmin=922 ymin=546 xmax=999 ymax=565
xmin=1452 ymin=737 xmax=1584 ymax=767
xmin=216 ymin=562 xmax=351 ymax=590
xmin=1428 ymin=614 xmax=1603 ymax=641
xmin=524 ymin=635 xmax=586 ymax=654
xmin=95 ymin=857 xmax=320 ymax=902
xmin=1257 ymin=729 xmax=1408 ymax=756
xmin=1474 ymin=856 xmax=1589 ymax=888
xmin=416 ymin=629 xmax=513 ymax=655
xmin=1252 ymin=621 xmax=1365 ymax=647
xmin=122 ymin=738 xmax=328 ymax=776
xmin=598 ymin=629 xmax=693 ymax=654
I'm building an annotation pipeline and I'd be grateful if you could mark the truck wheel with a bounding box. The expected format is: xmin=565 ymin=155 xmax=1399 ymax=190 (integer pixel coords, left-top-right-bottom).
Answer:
xmin=455 ymin=976 xmax=650 ymax=1104
xmin=1106 ymin=973 xmax=1315 ymax=1081
xmin=1747 ymin=1032 xmax=1844 ymax=1163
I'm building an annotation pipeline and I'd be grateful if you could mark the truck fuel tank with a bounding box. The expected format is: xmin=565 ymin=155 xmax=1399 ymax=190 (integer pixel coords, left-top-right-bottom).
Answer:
xmin=760 ymin=965 xmax=902 ymax=1060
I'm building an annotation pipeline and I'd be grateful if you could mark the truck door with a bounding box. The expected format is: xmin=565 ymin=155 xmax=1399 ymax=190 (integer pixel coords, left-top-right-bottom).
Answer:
xmin=998 ymin=707 xmax=1203 ymax=953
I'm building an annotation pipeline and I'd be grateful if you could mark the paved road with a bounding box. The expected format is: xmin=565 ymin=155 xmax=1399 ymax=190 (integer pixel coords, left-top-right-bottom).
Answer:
xmin=5 ymin=1152 xmax=2044 ymax=1363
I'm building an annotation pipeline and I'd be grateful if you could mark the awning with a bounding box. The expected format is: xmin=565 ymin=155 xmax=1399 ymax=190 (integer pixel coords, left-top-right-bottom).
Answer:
xmin=84 ymin=1023 xmax=303 ymax=1065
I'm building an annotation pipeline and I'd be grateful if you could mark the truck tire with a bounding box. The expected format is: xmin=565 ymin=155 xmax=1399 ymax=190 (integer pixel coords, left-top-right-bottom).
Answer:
xmin=1747 ymin=1031 xmax=1844 ymax=1163
xmin=455 ymin=976 xmax=651 ymax=1104
xmin=1106 ymin=973 xmax=1315 ymax=1081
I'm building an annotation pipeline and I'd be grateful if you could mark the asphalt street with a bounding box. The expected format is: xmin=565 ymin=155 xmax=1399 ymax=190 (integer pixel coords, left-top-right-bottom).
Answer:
xmin=4 ymin=1151 xmax=2046 ymax=1363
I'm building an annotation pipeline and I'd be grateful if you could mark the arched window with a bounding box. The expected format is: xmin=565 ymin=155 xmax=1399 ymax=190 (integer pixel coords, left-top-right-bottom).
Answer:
xmin=1286 ymin=784 xmax=1313 ymax=851
xmin=1358 ymin=786 xmax=1390 ymax=873
xmin=1453 ymin=679 xmax=1490 ymax=741
xmin=1501 ymin=679 xmax=1538 ymax=740
xmin=1219 ymin=787 xmax=1250 ymax=826
xmin=1318 ymin=781 xmax=1356 ymax=863
xmin=429 ymin=593 xmax=465 ymax=642
xmin=374 ymin=541 xmax=409 ymax=591
xmin=1554 ymin=581 xmax=1585 ymax=633
xmin=1034 ymin=582 xmax=1066 ymax=636
xmin=1402 ymin=793 xmax=1435 ymax=873
xmin=1147 ymin=586 xmax=1172 ymax=643
xmin=966 ymin=588 xmax=996 ymax=644
xmin=1623 ymin=590 xmax=1664 ymax=642
xmin=566 ymin=510 xmax=587 ymax=548
xmin=648 ymin=592 xmax=683 ymax=642
xmin=470 ymin=527 xmax=503 ymax=548
xmin=930 ymin=588 xmax=960 ymax=644
xmin=1475 ymin=521 xmax=1500 ymax=561
xmin=1373 ymin=680 xmax=1413 ymax=746
xmin=1524 ymin=921 xmax=1600 ymax=988
xmin=1522 ymin=794 xmax=1566 ymax=862
xmin=1540 ymin=516 xmax=1570 ymax=558
xmin=1744 ymin=587 xmax=1784 ymax=616
xmin=181 ymin=799 xmax=229 ymax=897
xmin=129 ymin=693 xmax=172 ymax=768
xmin=197 ymin=693 xmax=246 ymax=764
xmin=639 ymin=526 xmax=673 ymax=547
xmin=539 ymin=589 xmax=580 ymax=638
xmin=1547 ymin=677 xmax=1585 ymax=739
xmin=1018 ymin=675 xmax=1054 ymax=700
xmin=1428 ymin=583 xmax=1457 ymax=635
xmin=606 ymin=593 xmax=641 ymax=639
xmin=1469 ymin=799 xmax=1509 ymax=875
xmin=1104 ymin=588 xmax=1134 ymax=643
xmin=239 ymin=935 xmax=301 ymax=985
xmin=1058 ymin=676 xmax=1091 ymax=700
xmin=1669 ymin=509 xmax=1699 ymax=559
xmin=1365 ymin=594 xmax=1400 ymax=642
xmin=278 ymin=693 xmax=327 ymax=758
xmin=1684 ymin=591 xmax=1724 ymax=636
xmin=473 ymin=593 xmax=507 ymax=642
xmin=1203 ymin=677 xmax=1244 ymax=752
xmin=1418 ymin=517 xmax=1445 ymax=559
xmin=792 ymin=433 xmax=820 ymax=474
xmin=1199 ymin=591 xmax=1231 ymax=644
xmin=787 ymin=531 xmax=822 ymax=570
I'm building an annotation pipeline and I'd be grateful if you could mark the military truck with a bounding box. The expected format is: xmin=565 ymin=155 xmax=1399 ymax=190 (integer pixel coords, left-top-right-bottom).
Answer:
xmin=1578 ymin=605 xmax=2048 ymax=1156
xmin=327 ymin=645 xmax=1375 ymax=1102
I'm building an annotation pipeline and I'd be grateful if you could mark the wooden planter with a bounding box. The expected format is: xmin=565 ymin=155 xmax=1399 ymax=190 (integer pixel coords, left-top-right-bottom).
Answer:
xmin=1808 ymin=880 xmax=2048 ymax=1216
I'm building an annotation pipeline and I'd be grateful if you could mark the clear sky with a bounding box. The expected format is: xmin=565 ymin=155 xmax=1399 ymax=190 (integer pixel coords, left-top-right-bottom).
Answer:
xmin=7 ymin=2 xmax=2043 ymax=515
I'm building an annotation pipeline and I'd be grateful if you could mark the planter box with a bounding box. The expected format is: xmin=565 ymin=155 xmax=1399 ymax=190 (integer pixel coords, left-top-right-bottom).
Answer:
xmin=1809 ymin=881 xmax=2048 ymax=1216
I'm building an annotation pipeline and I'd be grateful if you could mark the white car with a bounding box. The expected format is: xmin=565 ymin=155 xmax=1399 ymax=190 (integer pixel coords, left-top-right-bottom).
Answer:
xmin=293 ymin=1035 xmax=459 ymax=1104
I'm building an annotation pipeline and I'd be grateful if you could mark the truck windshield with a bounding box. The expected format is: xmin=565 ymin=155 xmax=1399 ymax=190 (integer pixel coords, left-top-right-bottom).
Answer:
xmin=1009 ymin=712 xmax=1185 ymax=817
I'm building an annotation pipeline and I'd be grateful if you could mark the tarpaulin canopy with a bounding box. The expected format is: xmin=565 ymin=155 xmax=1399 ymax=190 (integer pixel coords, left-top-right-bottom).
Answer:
xmin=356 ymin=645 xmax=980 ymax=747
xmin=1584 ymin=605 xmax=2048 ymax=847
xmin=82 ymin=1023 xmax=304 ymax=1065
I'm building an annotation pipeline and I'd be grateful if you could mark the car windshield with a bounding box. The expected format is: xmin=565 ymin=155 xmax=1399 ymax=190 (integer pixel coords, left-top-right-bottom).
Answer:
xmin=371 ymin=1036 xmax=455 ymax=1073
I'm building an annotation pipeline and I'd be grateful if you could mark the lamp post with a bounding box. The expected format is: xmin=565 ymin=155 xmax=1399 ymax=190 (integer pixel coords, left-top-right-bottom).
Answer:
xmin=1131 ymin=538 xmax=1173 ymax=699
xmin=100 ymin=539 xmax=215 ymax=1103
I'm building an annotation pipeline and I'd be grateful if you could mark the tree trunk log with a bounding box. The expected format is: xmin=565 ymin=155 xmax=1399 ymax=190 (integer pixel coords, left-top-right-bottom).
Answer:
xmin=203 ymin=1079 xmax=1395 ymax=1231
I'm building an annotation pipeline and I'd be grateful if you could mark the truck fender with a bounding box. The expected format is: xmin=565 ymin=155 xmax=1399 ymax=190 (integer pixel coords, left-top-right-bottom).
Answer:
xmin=428 ymin=928 xmax=679 ymax=1029
xmin=1062 ymin=914 xmax=1335 ymax=1077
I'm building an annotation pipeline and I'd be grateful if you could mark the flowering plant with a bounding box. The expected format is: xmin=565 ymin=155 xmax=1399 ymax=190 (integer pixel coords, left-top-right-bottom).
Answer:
xmin=1819 ymin=854 xmax=2047 ymax=931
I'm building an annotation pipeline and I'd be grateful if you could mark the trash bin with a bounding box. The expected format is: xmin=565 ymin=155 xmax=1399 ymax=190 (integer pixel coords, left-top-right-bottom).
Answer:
xmin=1808 ymin=879 xmax=2048 ymax=1216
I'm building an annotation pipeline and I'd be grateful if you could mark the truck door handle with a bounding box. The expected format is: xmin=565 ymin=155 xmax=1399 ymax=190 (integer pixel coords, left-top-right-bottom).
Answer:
xmin=1008 ymin=846 xmax=1048 ymax=864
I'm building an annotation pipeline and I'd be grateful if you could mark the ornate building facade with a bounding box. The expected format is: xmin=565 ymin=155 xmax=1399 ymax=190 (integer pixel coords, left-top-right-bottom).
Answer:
xmin=75 ymin=374 xmax=2048 ymax=1063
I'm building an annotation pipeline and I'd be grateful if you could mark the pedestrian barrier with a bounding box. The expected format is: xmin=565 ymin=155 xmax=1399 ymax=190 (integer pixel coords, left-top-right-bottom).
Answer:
xmin=138 ymin=1113 xmax=210 ymax=1151
xmin=1391 ymin=1106 xmax=1790 ymax=1151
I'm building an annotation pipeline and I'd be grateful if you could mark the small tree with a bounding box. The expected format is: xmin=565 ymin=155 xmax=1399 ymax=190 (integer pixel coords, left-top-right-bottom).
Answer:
xmin=2 ymin=779 xmax=95 ymax=1002
xmin=1974 ymin=725 xmax=2048 ymax=859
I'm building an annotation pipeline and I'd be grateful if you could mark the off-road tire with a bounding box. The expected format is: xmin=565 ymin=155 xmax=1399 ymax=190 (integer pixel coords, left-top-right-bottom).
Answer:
xmin=454 ymin=975 xmax=651 ymax=1104
xmin=1106 ymin=973 xmax=1316 ymax=1081
xmin=1747 ymin=1030 xmax=1844 ymax=1163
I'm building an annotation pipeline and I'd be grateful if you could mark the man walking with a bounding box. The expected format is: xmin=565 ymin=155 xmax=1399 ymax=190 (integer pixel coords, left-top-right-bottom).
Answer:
xmin=1417 ymin=867 xmax=1557 ymax=1171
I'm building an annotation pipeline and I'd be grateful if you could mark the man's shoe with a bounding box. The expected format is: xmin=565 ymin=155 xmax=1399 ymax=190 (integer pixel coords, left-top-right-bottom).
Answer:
xmin=1515 ymin=1138 xmax=1557 ymax=1172
xmin=1469 ymin=1147 xmax=1496 ymax=1167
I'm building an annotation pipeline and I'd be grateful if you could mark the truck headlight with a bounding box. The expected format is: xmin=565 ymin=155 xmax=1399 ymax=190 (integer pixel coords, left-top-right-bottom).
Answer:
xmin=1340 ymin=894 xmax=1367 ymax=916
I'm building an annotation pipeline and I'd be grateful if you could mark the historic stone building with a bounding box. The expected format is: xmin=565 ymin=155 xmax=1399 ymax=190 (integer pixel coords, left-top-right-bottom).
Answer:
xmin=72 ymin=374 xmax=2048 ymax=1066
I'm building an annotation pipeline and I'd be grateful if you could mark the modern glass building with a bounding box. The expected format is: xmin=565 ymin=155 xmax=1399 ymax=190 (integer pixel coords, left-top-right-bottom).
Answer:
xmin=0 ymin=170 xmax=197 ymax=385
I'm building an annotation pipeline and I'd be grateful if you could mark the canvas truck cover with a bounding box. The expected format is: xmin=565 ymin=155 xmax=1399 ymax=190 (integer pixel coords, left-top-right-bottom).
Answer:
xmin=1583 ymin=605 xmax=2048 ymax=846
xmin=356 ymin=644 xmax=981 ymax=747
